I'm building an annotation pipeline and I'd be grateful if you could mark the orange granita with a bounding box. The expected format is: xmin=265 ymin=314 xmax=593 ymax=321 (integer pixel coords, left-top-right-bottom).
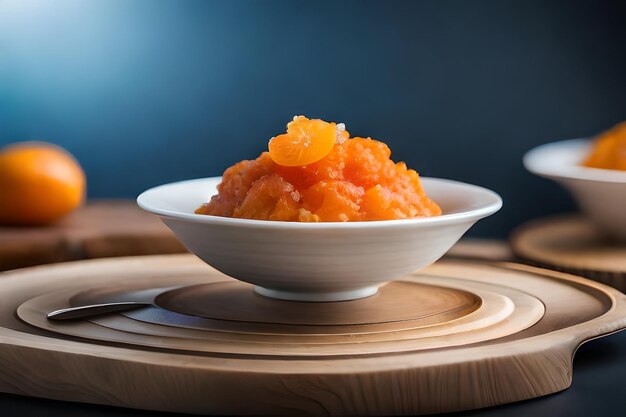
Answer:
xmin=196 ymin=116 xmax=441 ymax=222
xmin=582 ymin=121 xmax=626 ymax=171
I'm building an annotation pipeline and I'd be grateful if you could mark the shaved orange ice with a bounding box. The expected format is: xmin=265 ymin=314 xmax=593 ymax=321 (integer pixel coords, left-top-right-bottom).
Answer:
xmin=196 ymin=116 xmax=441 ymax=222
xmin=582 ymin=121 xmax=626 ymax=171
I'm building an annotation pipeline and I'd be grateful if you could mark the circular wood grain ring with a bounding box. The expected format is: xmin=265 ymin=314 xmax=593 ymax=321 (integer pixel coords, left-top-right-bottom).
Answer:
xmin=71 ymin=280 xmax=483 ymax=327
xmin=97 ymin=280 xmax=542 ymax=346
xmin=17 ymin=278 xmax=544 ymax=357
xmin=119 ymin=279 xmax=518 ymax=336
xmin=152 ymin=281 xmax=479 ymax=326
xmin=512 ymin=215 xmax=626 ymax=291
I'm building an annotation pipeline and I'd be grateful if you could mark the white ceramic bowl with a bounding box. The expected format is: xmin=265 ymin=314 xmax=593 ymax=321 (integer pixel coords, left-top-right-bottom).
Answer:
xmin=524 ymin=138 xmax=626 ymax=240
xmin=138 ymin=177 xmax=501 ymax=302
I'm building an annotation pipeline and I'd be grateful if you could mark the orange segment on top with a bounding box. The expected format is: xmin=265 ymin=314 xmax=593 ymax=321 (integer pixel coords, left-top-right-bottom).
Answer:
xmin=196 ymin=115 xmax=441 ymax=222
xmin=268 ymin=116 xmax=337 ymax=166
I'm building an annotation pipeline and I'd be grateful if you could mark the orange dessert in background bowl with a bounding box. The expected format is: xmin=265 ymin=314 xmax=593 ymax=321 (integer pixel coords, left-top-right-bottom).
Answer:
xmin=139 ymin=116 xmax=501 ymax=301
xmin=581 ymin=121 xmax=626 ymax=171
xmin=524 ymin=121 xmax=626 ymax=241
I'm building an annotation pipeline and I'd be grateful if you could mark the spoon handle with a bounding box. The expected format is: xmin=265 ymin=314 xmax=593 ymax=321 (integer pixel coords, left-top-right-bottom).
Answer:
xmin=47 ymin=302 xmax=151 ymax=321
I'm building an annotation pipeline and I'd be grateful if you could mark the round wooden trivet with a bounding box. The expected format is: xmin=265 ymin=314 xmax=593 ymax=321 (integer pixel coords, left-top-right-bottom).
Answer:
xmin=0 ymin=200 xmax=186 ymax=271
xmin=1 ymin=254 xmax=625 ymax=415
xmin=19 ymin=280 xmax=542 ymax=356
xmin=511 ymin=215 xmax=626 ymax=291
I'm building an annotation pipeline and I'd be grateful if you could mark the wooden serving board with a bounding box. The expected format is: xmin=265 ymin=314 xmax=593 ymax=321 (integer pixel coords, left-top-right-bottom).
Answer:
xmin=512 ymin=215 xmax=626 ymax=292
xmin=1 ymin=255 xmax=625 ymax=415
xmin=0 ymin=200 xmax=186 ymax=271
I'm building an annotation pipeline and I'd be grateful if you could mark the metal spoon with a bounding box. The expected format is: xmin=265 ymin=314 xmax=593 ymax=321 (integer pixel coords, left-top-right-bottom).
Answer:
xmin=46 ymin=302 xmax=152 ymax=321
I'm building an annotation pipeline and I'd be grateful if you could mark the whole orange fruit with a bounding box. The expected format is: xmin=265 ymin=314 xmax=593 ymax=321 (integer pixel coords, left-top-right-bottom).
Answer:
xmin=0 ymin=141 xmax=86 ymax=225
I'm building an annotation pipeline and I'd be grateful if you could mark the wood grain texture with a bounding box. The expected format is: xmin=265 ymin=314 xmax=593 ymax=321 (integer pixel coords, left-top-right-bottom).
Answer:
xmin=18 ymin=280 xmax=543 ymax=356
xmin=0 ymin=200 xmax=186 ymax=270
xmin=0 ymin=255 xmax=625 ymax=415
xmin=512 ymin=214 xmax=626 ymax=291
xmin=152 ymin=281 xmax=481 ymax=326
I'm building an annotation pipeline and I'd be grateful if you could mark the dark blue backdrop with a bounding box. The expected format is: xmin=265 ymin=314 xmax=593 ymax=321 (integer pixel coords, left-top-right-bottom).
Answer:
xmin=1 ymin=0 xmax=625 ymax=237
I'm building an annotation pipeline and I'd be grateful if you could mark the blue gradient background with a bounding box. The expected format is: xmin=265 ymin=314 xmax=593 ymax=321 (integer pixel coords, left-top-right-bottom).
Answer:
xmin=1 ymin=0 xmax=625 ymax=237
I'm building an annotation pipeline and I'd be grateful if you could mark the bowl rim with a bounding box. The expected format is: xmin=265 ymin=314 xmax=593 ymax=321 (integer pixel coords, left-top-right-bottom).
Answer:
xmin=524 ymin=138 xmax=626 ymax=184
xmin=137 ymin=177 xmax=502 ymax=230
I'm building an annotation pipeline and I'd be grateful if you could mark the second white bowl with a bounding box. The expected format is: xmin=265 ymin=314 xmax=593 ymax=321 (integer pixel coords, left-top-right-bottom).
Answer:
xmin=524 ymin=138 xmax=626 ymax=240
xmin=138 ymin=177 xmax=501 ymax=302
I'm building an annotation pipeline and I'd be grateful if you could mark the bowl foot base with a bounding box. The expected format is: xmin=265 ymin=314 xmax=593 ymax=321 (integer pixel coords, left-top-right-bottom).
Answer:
xmin=253 ymin=285 xmax=380 ymax=302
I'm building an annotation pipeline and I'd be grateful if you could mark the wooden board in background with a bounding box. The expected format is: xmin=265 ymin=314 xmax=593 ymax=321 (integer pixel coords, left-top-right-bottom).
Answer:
xmin=0 ymin=200 xmax=186 ymax=271
xmin=511 ymin=215 xmax=626 ymax=292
